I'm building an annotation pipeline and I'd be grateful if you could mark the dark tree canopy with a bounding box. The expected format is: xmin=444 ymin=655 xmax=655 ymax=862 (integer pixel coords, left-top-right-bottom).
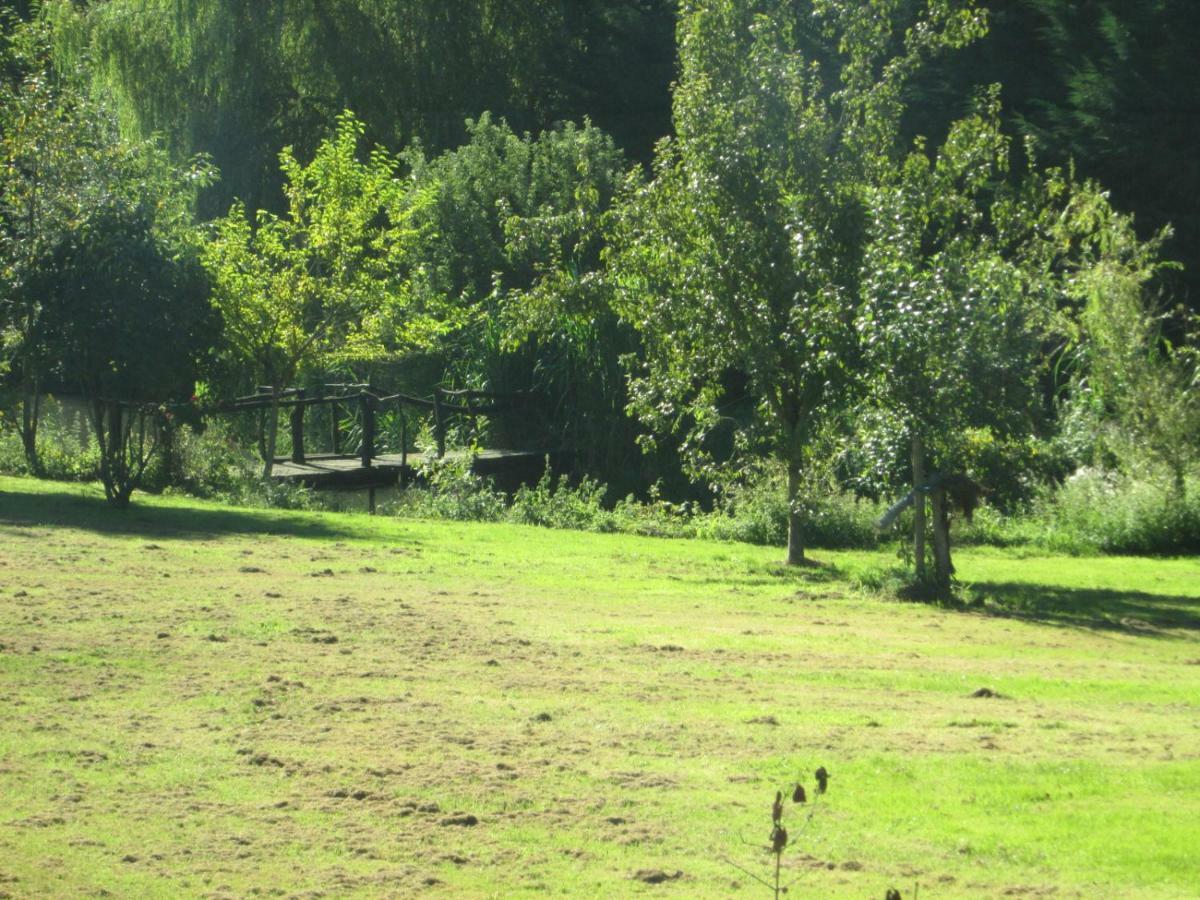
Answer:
xmin=45 ymin=0 xmax=676 ymax=216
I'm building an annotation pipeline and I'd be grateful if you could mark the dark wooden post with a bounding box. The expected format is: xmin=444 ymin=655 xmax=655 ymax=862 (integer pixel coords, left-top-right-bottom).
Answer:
xmin=911 ymin=434 xmax=926 ymax=580
xmin=360 ymin=391 xmax=375 ymax=468
xmin=433 ymin=389 xmax=446 ymax=459
xmin=330 ymin=398 xmax=340 ymax=455
xmin=930 ymin=485 xmax=953 ymax=593
xmin=400 ymin=408 xmax=408 ymax=473
xmin=290 ymin=389 xmax=306 ymax=463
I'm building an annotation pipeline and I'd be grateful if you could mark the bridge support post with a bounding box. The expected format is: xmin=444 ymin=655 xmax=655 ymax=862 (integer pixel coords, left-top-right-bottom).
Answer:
xmin=329 ymin=395 xmax=340 ymax=454
xmin=290 ymin=389 xmax=306 ymax=463
xmin=433 ymin=389 xmax=446 ymax=459
xmin=360 ymin=392 xmax=375 ymax=468
xmin=399 ymin=408 xmax=408 ymax=479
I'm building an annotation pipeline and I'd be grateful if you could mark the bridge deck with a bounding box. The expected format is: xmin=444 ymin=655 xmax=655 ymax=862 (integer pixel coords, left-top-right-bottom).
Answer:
xmin=270 ymin=449 xmax=570 ymax=489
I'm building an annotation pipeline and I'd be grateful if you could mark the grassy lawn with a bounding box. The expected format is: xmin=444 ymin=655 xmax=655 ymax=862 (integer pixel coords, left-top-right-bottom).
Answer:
xmin=1 ymin=475 xmax=1198 ymax=897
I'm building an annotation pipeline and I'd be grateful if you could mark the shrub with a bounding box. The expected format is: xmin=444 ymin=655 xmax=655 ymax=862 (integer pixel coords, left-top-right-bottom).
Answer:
xmin=1030 ymin=467 xmax=1200 ymax=555
xmin=610 ymin=488 xmax=697 ymax=538
xmin=701 ymin=462 xmax=884 ymax=549
xmin=387 ymin=454 xmax=506 ymax=522
xmin=510 ymin=468 xmax=615 ymax=531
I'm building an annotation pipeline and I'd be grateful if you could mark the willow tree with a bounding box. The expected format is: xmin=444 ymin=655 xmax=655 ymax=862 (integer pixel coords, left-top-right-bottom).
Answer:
xmin=45 ymin=0 xmax=675 ymax=215
xmin=608 ymin=0 xmax=985 ymax=565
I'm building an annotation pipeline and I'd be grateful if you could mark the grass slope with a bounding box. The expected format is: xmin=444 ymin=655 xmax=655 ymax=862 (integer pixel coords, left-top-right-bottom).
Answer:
xmin=1 ymin=476 xmax=1198 ymax=897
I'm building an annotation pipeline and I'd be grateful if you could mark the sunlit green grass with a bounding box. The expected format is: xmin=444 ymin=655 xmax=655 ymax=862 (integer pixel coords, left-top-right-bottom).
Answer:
xmin=1 ymin=475 xmax=1197 ymax=896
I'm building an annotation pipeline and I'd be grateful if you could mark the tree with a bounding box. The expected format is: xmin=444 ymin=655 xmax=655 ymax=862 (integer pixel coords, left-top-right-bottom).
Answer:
xmin=0 ymin=15 xmax=95 ymax=471
xmin=202 ymin=112 xmax=440 ymax=476
xmin=857 ymin=91 xmax=1066 ymax=590
xmin=1 ymin=12 xmax=208 ymax=474
xmin=32 ymin=199 xmax=214 ymax=506
xmin=402 ymin=114 xmax=643 ymax=484
xmin=608 ymin=0 xmax=985 ymax=565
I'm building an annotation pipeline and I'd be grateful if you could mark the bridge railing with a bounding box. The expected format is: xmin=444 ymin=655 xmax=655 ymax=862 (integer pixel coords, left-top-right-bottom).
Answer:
xmin=210 ymin=386 xmax=534 ymax=468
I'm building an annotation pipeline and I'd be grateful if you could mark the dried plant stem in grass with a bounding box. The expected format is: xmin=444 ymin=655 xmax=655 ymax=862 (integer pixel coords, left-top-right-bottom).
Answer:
xmin=722 ymin=767 xmax=829 ymax=898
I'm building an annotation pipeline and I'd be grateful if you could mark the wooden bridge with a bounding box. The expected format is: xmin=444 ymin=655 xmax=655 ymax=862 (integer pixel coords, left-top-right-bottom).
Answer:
xmin=226 ymin=385 xmax=571 ymax=495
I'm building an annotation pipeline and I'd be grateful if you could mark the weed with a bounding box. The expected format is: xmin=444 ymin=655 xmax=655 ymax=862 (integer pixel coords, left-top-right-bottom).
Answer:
xmin=723 ymin=768 xmax=830 ymax=898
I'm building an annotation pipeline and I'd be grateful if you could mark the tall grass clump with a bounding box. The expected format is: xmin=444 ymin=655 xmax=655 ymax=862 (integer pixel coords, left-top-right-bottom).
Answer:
xmin=700 ymin=462 xmax=884 ymax=549
xmin=509 ymin=468 xmax=615 ymax=531
xmin=1029 ymin=467 xmax=1200 ymax=555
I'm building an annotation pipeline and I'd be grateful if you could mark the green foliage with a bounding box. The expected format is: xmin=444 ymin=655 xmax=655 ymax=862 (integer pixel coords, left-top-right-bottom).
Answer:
xmin=702 ymin=461 xmax=884 ymax=550
xmin=509 ymin=467 xmax=612 ymax=532
xmin=45 ymin=0 xmax=675 ymax=215
xmin=203 ymin=112 xmax=442 ymax=392
xmin=1011 ymin=469 xmax=1200 ymax=556
xmin=389 ymin=455 xmax=507 ymax=523
xmin=0 ymin=397 xmax=99 ymax=480
xmin=402 ymin=114 xmax=647 ymax=486
xmin=1059 ymin=193 xmax=1200 ymax=497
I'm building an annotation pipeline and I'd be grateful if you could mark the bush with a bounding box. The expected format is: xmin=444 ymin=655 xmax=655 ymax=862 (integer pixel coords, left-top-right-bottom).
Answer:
xmin=510 ymin=469 xmax=615 ymax=531
xmin=158 ymin=420 xmax=323 ymax=511
xmin=1030 ymin=468 xmax=1200 ymax=555
xmin=699 ymin=462 xmax=884 ymax=549
xmin=387 ymin=454 xmax=506 ymax=522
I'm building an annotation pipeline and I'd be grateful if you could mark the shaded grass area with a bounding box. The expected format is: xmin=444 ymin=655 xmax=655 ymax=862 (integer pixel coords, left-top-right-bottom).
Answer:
xmin=972 ymin=582 xmax=1200 ymax=634
xmin=1 ymin=475 xmax=1198 ymax=897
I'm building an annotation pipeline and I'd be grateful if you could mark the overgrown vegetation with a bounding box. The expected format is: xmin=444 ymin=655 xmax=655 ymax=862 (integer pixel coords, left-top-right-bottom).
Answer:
xmin=2 ymin=1 xmax=1199 ymax=586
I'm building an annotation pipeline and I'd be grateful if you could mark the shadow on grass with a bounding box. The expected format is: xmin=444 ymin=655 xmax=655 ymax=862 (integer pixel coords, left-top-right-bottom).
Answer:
xmin=969 ymin=580 xmax=1200 ymax=637
xmin=0 ymin=483 xmax=364 ymax=542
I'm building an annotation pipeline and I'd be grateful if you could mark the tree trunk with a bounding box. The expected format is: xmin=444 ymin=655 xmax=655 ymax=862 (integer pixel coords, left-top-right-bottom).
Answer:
xmin=786 ymin=456 xmax=805 ymax=566
xmin=1171 ymin=462 xmax=1187 ymax=503
xmin=930 ymin=487 xmax=953 ymax=593
xmin=257 ymin=407 xmax=268 ymax=462
xmin=262 ymin=393 xmax=279 ymax=479
xmin=911 ymin=433 xmax=926 ymax=580
xmin=20 ymin=377 xmax=40 ymax=474
xmin=159 ymin=419 xmax=179 ymax=487
xmin=95 ymin=400 xmax=132 ymax=507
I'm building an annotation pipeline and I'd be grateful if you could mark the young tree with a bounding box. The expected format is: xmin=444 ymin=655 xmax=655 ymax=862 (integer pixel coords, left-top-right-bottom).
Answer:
xmin=608 ymin=0 xmax=984 ymax=565
xmin=857 ymin=92 xmax=1066 ymax=590
xmin=203 ymin=112 xmax=441 ymax=476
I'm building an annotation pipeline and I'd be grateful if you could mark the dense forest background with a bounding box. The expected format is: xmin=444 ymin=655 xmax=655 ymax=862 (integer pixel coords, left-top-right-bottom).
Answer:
xmin=2 ymin=0 xmax=1198 ymax=569
xmin=32 ymin=0 xmax=1197 ymax=308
